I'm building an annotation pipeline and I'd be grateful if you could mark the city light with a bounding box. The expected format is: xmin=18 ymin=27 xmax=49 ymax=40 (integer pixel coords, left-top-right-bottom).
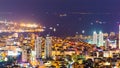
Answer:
xmin=0 ymin=21 xmax=44 ymax=33
xmin=93 ymin=31 xmax=97 ymax=45
xmin=20 ymin=23 xmax=38 ymax=28
xmin=8 ymin=51 xmax=18 ymax=56
xmin=93 ymin=31 xmax=96 ymax=34
xmin=0 ymin=1 xmax=119 ymax=68
xmin=99 ymin=31 xmax=103 ymax=46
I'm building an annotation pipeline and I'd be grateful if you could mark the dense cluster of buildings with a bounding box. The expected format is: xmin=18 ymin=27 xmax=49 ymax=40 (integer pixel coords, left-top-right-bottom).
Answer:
xmin=0 ymin=23 xmax=120 ymax=67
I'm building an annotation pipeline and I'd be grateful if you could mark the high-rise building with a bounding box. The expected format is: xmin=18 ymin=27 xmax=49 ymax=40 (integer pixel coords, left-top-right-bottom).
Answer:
xmin=99 ymin=31 xmax=104 ymax=47
xmin=22 ymin=49 xmax=27 ymax=62
xmin=119 ymin=25 xmax=120 ymax=49
xmin=35 ymin=37 xmax=42 ymax=58
xmin=114 ymin=40 xmax=117 ymax=48
xmin=31 ymin=51 xmax=36 ymax=61
xmin=105 ymin=39 xmax=110 ymax=50
xmin=45 ymin=37 xmax=52 ymax=59
xmin=93 ymin=31 xmax=97 ymax=45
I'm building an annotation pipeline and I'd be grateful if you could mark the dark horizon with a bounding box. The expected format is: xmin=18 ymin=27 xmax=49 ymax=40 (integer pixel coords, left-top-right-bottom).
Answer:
xmin=0 ymin=0 xmax=120 ymax=36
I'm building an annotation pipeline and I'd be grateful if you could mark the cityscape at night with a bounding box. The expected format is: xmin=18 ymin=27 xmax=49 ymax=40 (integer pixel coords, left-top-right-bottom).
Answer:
xmin=0 ymin=0 xmax=120 ymax=68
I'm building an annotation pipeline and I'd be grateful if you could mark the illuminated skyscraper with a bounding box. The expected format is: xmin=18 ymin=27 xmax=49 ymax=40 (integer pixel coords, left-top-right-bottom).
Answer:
xmin=99 ymin=31 xmax=103 ymax=47
xmin=45 ymin=37 xmax=52 ymax=59
xmin=93 ymin=31 xmax=97 ymax=45
xmin=105 ymin=39 xmax=110 ymax=50
xmin=35 ymin=37 xmax=42 ymax=58
xmin=22 ymin=49 xmax=27 ymax=62
xmin=119 ymin=25 xmax=120 ymax=49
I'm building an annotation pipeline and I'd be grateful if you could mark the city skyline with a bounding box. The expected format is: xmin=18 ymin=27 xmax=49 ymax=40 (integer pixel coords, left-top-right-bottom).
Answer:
xmin=0 ymin=1 xmax=120 ymax=67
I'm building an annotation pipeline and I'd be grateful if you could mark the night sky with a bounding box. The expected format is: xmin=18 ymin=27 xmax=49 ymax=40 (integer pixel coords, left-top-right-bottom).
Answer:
xmin=0 ymin=0 xmax=120 ymax=37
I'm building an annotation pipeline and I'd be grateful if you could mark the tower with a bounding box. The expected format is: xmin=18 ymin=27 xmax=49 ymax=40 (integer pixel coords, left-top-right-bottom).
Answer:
xmin=105 ymin=39 xmax=110 ymax=50
xmin=35 ymin=37 xmax=42 ymax=58
xmin=45 ymin=37 xmax=52 ymax=59
xmin=119 ymin=25 xmax=120 ymax=49
xmin=99 ymin=31 xmax=103 ymax=47
xmin=93 ymin=31 xmax=97 ymax=45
